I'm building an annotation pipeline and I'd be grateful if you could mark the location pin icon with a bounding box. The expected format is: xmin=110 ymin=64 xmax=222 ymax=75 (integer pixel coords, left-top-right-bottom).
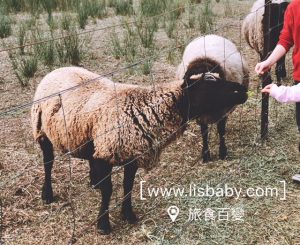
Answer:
xmin=167 ymin=205 xmax=179 ymax=222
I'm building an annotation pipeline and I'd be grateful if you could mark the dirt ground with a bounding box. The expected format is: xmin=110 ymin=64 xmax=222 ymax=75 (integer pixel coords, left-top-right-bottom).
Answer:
xmin=1 ymin=1 xmax=300 ymax=244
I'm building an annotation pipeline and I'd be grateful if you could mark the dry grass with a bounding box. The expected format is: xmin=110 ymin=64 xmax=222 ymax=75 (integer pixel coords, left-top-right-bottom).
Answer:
xmin=1 ymin=0 xmax=300 ymax=244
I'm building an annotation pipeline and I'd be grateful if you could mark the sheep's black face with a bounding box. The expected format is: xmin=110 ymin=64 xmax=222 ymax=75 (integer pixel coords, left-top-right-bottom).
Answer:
xmin=184 ymin=77 xmax=248 ymax=119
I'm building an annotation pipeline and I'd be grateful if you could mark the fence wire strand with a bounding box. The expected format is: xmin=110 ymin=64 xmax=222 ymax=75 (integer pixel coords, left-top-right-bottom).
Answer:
xmin=0 ymin=2 xmax=201 ymax=55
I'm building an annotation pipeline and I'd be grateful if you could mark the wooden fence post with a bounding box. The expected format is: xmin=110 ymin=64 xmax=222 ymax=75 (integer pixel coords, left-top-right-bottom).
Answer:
xmin=261 ymin=0 xmax=272 ymax=140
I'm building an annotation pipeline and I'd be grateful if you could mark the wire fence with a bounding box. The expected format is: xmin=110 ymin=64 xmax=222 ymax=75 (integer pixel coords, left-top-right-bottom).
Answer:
xmin=0 ymin=2 xmax=203 ymax=55
xmin=0 ymin=0 xmax=275 ymax=55
xmin=0 ymin=41 xmax=254 ymax=194
xmin=0 ymin=0 xmax=294 ymax=244
xmin=0 ymin=22 xmax=238 ymax=189
xmin=0 ymin=20 xmax=286 ymax=118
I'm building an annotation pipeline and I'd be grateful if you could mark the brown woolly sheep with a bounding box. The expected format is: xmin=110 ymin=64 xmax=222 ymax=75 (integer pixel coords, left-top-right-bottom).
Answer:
xmin=31 ymin=66 xmax=247 ymax=234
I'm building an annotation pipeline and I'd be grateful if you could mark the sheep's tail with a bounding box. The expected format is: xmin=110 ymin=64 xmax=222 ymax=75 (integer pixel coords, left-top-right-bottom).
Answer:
xmin=31 ymin=103 xmax=43 ymax=141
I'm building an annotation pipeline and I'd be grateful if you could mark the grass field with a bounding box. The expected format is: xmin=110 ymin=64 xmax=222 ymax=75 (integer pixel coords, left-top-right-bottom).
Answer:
xmin=1 ymin=0 xmax=300 ymax=244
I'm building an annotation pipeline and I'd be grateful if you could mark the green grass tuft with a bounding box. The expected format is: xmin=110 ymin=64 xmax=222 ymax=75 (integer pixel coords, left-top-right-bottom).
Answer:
xmin=0 ymin=15 xmax=12 ymax=38
xmin=198 ymin=0 xmax=215 ymax=34
xmin=17 ymin=24 xmax=27 ymax=55
xmin=20 ymin=55 xmax=38 ymax=78
xmin=114 ymin=0 xmax=133 ymax=16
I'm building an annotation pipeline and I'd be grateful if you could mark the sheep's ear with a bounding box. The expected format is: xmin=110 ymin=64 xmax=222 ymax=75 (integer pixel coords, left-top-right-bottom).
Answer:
xmin=189 ymin=73 xmax=203 ymax=80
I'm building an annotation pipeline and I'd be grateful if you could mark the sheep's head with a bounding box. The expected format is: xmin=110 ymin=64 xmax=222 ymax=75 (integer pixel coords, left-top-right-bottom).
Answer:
xmin=181 ymin=72 xmax=248 ymax=120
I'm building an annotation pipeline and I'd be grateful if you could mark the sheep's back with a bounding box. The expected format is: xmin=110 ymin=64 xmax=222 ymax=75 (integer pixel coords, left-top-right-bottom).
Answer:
xmin=31 ymin=67 xmax=137 ymax=155
xmin=242 ymin=0 xmax=264 ymax=55
xmin=176 ymin=35 xmax=249 ymax=87
xmin=33 ymin=67 xmax=136 ymax=105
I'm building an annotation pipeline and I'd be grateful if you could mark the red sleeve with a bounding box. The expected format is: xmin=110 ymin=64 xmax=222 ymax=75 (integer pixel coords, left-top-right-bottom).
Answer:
xmin=278 ymin=3 xmax=294 ymax=52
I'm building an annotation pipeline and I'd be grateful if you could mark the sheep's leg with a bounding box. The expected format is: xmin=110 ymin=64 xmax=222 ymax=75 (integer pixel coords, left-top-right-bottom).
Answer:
xmin=92 ymin=159 xmax=113 ymax=234
xmin=275 ymin=56 xmax=286 ymax=85
xmin=121 ymin=161 xmax=138 ymax=224
xmin=38 ymin=136 xmax=54 ymax=204
xmin=200 ymin=123 xmax=211 ymax=162
xmin=88 ymin=160 xmax=96 ymax=187
xmin=217 ymin=117 xmax=228 ymax=160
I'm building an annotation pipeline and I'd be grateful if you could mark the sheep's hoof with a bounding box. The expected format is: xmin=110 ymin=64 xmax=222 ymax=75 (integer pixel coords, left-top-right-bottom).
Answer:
xmin=97 ymin=221 xmax=112 ymax=235
xmin=202 ymin=150 xmax=212 ymax=163
xmin=41 ymin=185 xmax=54 ymax=204
xmin=122 ymin=210 xmax=138 ymax=224
xmin=219 ymin=146 xmax=228 ymax=160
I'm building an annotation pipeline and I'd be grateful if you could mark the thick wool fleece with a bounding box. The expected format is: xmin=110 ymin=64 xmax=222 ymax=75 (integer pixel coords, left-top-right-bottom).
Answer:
xmin=31 ymin=67 xmax=185 ymax=170
xmin=242 ymin=0 xmax=265 ymax=56
xmin=176 ymin=34 xmax=249 ymax=88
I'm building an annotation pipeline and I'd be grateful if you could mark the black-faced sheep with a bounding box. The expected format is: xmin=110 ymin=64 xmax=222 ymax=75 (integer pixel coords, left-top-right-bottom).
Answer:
xmin=31 ymin=66 xmax=247 ymax=234
xmin=242 ymin=0 xmax=289 ymax=82
xmin=176 ymin=34 xmax=249 ymax=162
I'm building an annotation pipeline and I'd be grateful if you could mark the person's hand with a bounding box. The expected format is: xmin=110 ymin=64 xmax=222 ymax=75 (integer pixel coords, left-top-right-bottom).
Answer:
xmin=261 ymin=84 xmax=275 ymax=94
xmin=255 ymin=60 xmax=272 ymax=75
